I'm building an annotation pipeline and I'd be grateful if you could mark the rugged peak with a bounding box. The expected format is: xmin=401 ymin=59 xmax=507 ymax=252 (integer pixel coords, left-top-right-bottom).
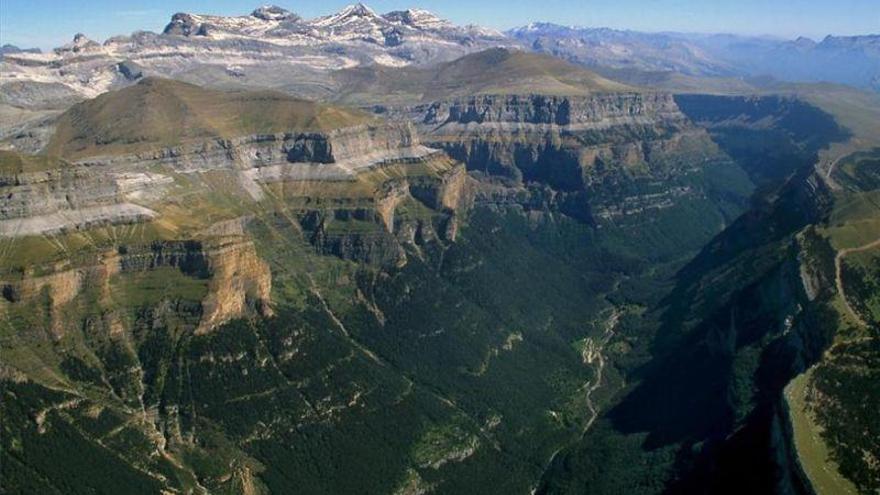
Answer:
xmin=251 ymin=4 xmax=299 ymax=21
xmin=54 ymin=33 xmax=102 ymax=54
xmin=342 ymin=3 xmax=377 ymax=17
xmin=312 ymin=3 xmax=380 ymax=27
xmin=4 ymin=4 xmax=514 ymax=97
xmin=383 ymin=8 xmax=451 ymax=30
xmin=163 ymin=13 xmax=203 ymax=36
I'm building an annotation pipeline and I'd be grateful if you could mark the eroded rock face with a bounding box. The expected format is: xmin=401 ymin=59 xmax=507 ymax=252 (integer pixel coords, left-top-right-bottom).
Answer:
xmin=401 ymin=93 xmax=685 ymax=127
xmin=378 ymin=93 xmax=731 ymax=224
xmin=298 ymin=160 xmax=472 ymax=266
xmin=0 ymin=122 xmax=435 ymax=236
xmin=1 ymin=237 xmax=271 ymax=335
xmin=0 ymin=164 xmax=168 ymax=237
xmin=70 ymin=122 xmax=422 ymax=172
xmin=0 ymin=113 xmax=473 ymax=340
xmin=198 ymin=239 xmax=272 ymax=334
xmin=379 ymin=94 xmax=694 ymax=188
xmin=0 ymin=168 xmax=121 ymax=218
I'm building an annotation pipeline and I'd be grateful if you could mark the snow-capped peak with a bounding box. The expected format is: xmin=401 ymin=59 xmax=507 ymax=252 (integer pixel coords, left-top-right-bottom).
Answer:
xmin=1 ymin=4 xmax=515 ymax=100
xmin=312 ymin=3 xmax=380 ymax=28
xmin=340 ymin=3 xmax=378 ymax=17
xmin=383 ymin=8 xmax=451 ymax=30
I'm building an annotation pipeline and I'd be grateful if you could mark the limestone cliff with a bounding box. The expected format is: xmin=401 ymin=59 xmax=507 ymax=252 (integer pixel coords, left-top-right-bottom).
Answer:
xmin=70 ymin=122 xmax=424 ymax=174
xmin=375 ymin=93 xmax=737 ymax=226
xmin=0 ymin=121 xmax=437 ymax=236
xmin=1 ymin=236 xmax=271 ymax=335
xmin=298 ymin=160 xmax=472 ymax=265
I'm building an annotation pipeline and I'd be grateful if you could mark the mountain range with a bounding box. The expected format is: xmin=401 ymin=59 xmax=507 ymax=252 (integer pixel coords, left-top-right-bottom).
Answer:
xmin=1 ymin=4 xmax=878 ymax=108
xmin=509 ymin=23 xmax=880 ymax=91
xmin=0 ymin=4 xmax=508 ymax=102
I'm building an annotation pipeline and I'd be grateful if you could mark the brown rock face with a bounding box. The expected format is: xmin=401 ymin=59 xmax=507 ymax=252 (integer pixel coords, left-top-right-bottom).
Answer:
xmin=197 ymin=239 xmax=272 ymax=334
xmin=1 ymin=236 xmax=271 ymax=336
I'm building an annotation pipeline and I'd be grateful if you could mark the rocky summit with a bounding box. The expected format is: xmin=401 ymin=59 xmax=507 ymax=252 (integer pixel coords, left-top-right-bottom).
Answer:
xmin=1 ymin=4 xmax=879 ymax=495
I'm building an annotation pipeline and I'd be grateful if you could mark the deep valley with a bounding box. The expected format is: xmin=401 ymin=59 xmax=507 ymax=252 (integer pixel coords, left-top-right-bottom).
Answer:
xmin=1 ymin=4 xmax=879 ymax=495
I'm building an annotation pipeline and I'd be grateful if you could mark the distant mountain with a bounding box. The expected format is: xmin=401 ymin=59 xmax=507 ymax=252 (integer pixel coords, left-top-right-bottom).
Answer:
xmin=507 ymin=24 xmax=880 ymax=90
xmin=507 ymin=23 xmax=735 ymax=77
xmin=161 ymin=3 xmax=501 ymax=47
xmin=0 ymin=3 xmax=510 ymax=101
xmin=706 ymin=33 xmax=880 ymax=89
xmin=0 ymin=44 xmax=41 ymax=57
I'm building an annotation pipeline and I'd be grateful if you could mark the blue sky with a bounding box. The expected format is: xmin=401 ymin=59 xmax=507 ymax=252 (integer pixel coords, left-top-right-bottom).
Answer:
xmin=1 ymin=0 xmax=878 ymax=50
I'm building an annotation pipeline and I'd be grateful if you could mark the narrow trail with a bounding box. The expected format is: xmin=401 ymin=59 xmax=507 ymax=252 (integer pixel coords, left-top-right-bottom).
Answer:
xmin=818 ymin=145 xmax=859 ymax=191
xmin=532 ymin=308 xmax=621 ymax=494
xmin=579 ymin=309 xmax=620 ymax=433
xmin=823 ymin=153 xmax=846 ymax=188
xmin=835 ymin=237 xmax=880 ymax=327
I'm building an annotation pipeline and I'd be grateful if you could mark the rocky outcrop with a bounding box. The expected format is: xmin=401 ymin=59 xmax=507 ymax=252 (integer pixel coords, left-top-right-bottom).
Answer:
xmin=308 ymin=220 xmax=408 ymax=266
xmin=0 ymin=236 xmax=271 ymax=335
xmin=118 ymin=239 xmax=272 ymax=333
xmin=298 ymin=161 xmax=471 ymax=265
xmin=0 ymin=167 xmax=121 ymax=218
xmin=0 ymin=164 xmax=172 ymax=237
xmin=0 ymin=163 xmax=170 ymax=237
xmin=197 ymin=239 xmax=272 ymax=333
xmin=0 ymin=204 xmax=157 ymax=238
xmin=409 ymin=162 xmax=470 ymax=212
xmin=379 ymin=94 xmax=696 ymax=188
xmin=0 ymin=250 xmax=120 ymax=337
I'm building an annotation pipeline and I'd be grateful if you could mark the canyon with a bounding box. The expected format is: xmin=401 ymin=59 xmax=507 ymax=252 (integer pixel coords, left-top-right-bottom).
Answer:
xmin=0 ymin=10 xmax=878 ymax=494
